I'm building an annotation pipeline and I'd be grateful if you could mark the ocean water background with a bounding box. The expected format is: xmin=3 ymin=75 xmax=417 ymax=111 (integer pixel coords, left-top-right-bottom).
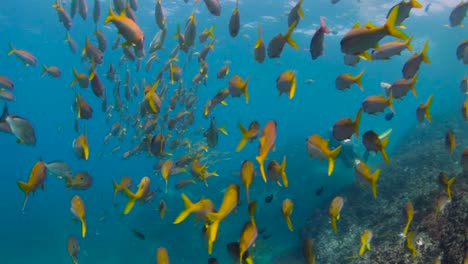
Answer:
xmin=0 ymin=0 xmax=466 ymax=263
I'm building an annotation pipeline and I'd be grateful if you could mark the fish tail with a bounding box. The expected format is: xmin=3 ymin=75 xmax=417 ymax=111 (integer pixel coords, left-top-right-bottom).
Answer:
xmin=424 ymin=95 xmax=434 ymax=122
xmin=406 ymin=34 xmax=414 ymax=52
xmin=403 ymin=219 xmax=411 ymax=235
xmin=65 ymin=176 xmax=73 ymax=189
xmin=80 ymin=217 xmax=87 ymax=238
xmin=122 ymin=187 xmax=137 ymax=215
xmin=285 ymin=216 xmax=294 ymax=231
xmin=289 ymin=73 xmax=296 ymax=99
xmin=354 ymin=70 xmax=365 ymax=91
xmin=72 ymin=256 xmax=78 ymax=264
xmin=385 ymin=6 xmax=409 ymax=41
xmin=104 ymin=2 xmax=115 ymax=25
xmin=297 ymin=0 xmax=304 ymax=18
xmin=410 ymin=74 xmax=418 ymax=97
xmin=331 ymin=218 xmax=338 ymax=233
xmin=327 ymin=145 xmax=342 ymax=176
xmin=359 ymin=243 xmax=366 ymax=256
xmin=8 ymin=43 xmax=15 ymax=56
xmin=285 ymin=22 xmax=299 ymax=49
xmin=280 ymin=155 xmax=288 ymax=187
xmin=410 ymin=0 xmax=423 ymax=8
xmin=70 ymin=67 xmax=79 ymax=87
xmin=174 ymin=24 xmax=181 ymax=38
xmin=320 ymin=16 xmax=330 ymax=34
xmin=421 ymin=41 xmax=430 ymax=64
xmin=388 ymin=91 xmax=395 ymax=113
xmin=446 ymin=177 xmax=455 ymax=200
xmin=112 ymin=179 xmax=119 ymax=203
xmin=218 ymin=123 xmax=228 ymax=135
xmin=243 ymin=76 xmax=250 ymax=104
xmin=173 ymin=194 xmax=195 ymax=224
xmin=206 ymin=212 xmax=222 ymax=223
xmin=255 ymin=24 xmax=263 ymax=48
xmin=208 ymin=25 xmax=215 ymax=39
xmin=380 ymin=140 xmax=390 ymax=163
xmin=41 ymin=64 xmax=48 ymax=77
xmin=17 ymin=181 xmax=30 ymax=211
xmin=371 ymin=169 xmax=381 ymax=198
xmin=236 ymin=122 xmax=249 ymax=152
xmin=256 ymin=155 xmax=267 ymax=183
xmin=354 ymin=107 xmax=363 ymax=139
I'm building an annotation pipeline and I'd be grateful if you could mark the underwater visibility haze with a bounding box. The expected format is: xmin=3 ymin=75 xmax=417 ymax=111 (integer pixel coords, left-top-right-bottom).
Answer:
xmin=0 ymin=0 xmax=467 ymax=263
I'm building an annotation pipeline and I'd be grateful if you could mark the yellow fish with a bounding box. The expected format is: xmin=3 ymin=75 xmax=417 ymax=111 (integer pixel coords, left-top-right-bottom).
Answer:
xmin=354 ymin=161 xmax=381 ymax=198
xmin=329 ymin=196 xmax=344 ymax=233
xmin=359 ymin=229 xmax=373 ymax=256
xmin=239 ymin=221 xmax=258 ymax=263
xmin=306 ymin=134 xmax=342 ymax=176
xmin=282 ymin=198 xmax=294 ymax=231
xmin=206 ymin=184 xmax=240 ymax=223
xmin=173 ymin=194 xmax=216 ymax=224
xmin=122 ymin=176 xmax=151 ymax=215
xmin=256 ymin=120 xmax=277 ymax=182
xmin=70 ymin=195 xmax=86 ymax=238
xmin=17 ymin=161 xmax=47 ymax=211
xmin=161 ymin=159 xmax=174 ymax=193
xmin=240 ymin=160 xmax=255 ymax=202
xmin=403 ymin=201 xmax=413 ymax=236
xmin=156 ymin=247 xmax=170 ymax=264
xmin=439 ymin=172 xmax=455 ymax=200
xmin=112 ymin=176 xmax=132 ymax=204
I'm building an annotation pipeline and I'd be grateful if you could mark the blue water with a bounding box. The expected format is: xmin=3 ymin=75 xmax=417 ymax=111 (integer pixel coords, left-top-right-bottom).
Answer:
xmin=0 ymin=0 xmax=466 ymax=263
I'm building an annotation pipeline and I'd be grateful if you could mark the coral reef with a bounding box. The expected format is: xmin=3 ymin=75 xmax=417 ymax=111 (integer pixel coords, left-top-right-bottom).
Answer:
xmin=287 ymin=113 xmax=467 ymax=263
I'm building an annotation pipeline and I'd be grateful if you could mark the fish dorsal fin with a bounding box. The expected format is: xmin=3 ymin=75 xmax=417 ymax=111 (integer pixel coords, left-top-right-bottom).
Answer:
xmin=364 ymin=21 xmax=375 ymax=29
xmin=352 ymin=22 xmax=360 ymax=29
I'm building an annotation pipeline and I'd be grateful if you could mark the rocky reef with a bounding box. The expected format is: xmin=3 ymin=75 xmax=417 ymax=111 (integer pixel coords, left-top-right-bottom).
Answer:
xmin=278 ymin=113 xmax=467 ymax=264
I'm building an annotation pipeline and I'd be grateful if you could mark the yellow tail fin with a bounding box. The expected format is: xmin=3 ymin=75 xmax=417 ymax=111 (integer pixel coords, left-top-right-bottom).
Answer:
xmin=80 ymin=218 xmax=87 ymax=238
xmin=8 ymin=43 xmax=15 ymax=56
xmin=410 ymin=0 xmax=423 ymax=8
xmin=17 ymin=181 xmax=31 ymax=211
xmin=285 ymin=21 xmax=299 ymax=49
xmin=406 ymin=34 xmax=414 ymax=52
xmin=371 ymin=169 xmax=381 ymax=198
xmin=410 ymin=74 xmax=418 ymax=97
xmin=387 ymin=91 xmax=395 ymax=113
xmin=354 ymin=107 xmax=363 ymax=138
xmin=285 ymin=216 xmax=294 ymax=231
xmin=380 ymin=138 xmax=390 ymax=163
xmin=446 ymin=177 xmax=455 ymax=200
xmin=354 ymin=70 xmax=365 ymax=91
xmin=327 ymin=145 xmax=342 ymax=176
xmin=104 ymin=3 xmax=116 ymax=25
xmin=331 ymin=218 xmax=338 ymax=233
xmin=122 ymin=187 xmax=137 ymax=215
xmin=41 ymin=65 xmax=48 ymax=77
xmin=289 ymin=73 xmax=297 ymax=99
xmin=359 ymin=243 xmax=366 ymax=256
xmin=173 ymin=194 xmax=195 ymax=224
xmin=243 ymin=76 xmax=250 ymax=104
xmin=421 ymin=41 xmax=430 ymax=64
xmin=236 ymin=122 xmax=249 ymax=152
xmin=256 ymin=155 xmax=267 ymax=183
xmin=385 ymin=6 xmax=409 ymax=41
xmin=424 ymin=95 xmax=434 ymax=122
xmin=208 ymin=25 xmax=215 ymax=39
xmin=218 ymin=123 xmax=228 ymax=135
xmin=280 ymin=156 xmax=288 ymax=187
